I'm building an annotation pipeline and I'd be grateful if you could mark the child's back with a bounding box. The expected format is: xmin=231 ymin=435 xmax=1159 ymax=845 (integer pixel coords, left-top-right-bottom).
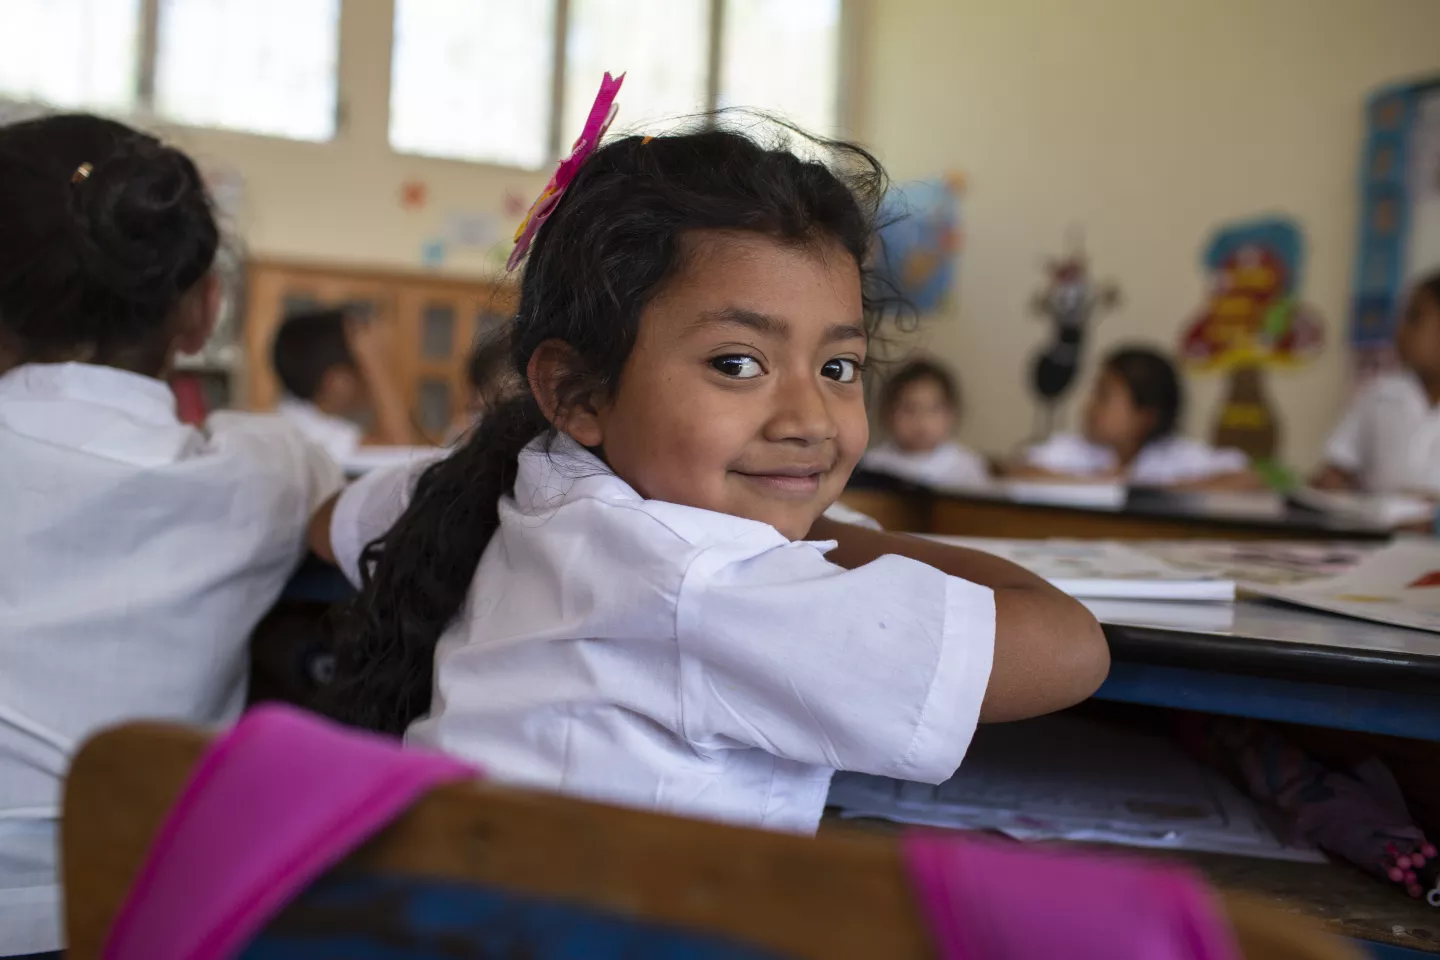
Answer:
xmin=0 ymin=114 xmax=339 ymax=956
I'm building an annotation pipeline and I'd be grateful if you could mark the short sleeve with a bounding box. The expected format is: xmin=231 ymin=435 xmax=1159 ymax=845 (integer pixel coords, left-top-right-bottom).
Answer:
xmin=1024 ymin=434 xmax=1110 ymax=476
xmin=207 ymin=412 xmax=344 ymax=516
xmin=1323 ymin=392 xmax=1368 ymax=472
xmin=329 ymin=460 xmax=431 ymax=586
xmin=675 ymin=542 xmax=994 ymax=783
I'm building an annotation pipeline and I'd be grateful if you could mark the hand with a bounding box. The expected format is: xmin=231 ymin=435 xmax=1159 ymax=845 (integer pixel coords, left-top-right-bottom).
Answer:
xmin=344 ymin=317 xmax=387 ymax=370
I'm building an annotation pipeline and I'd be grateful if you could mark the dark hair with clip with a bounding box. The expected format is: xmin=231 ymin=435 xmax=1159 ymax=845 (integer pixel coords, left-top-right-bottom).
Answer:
xmin=1102 ymin=345 xmax=1183 ymax=444
xmin=0 ymin=114 xmax=219 ymax=374
xmin=325 ymin=122 xmax=897 ymax=734
xmin=272 ymin=308 xmax=355 ymax=401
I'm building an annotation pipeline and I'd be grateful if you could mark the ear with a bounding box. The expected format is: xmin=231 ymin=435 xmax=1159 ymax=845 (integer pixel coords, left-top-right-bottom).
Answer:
xmin=527 ymin=339 xmax=603 ymax=448
xmin=172 ymin=274 xmax=221 ymax=356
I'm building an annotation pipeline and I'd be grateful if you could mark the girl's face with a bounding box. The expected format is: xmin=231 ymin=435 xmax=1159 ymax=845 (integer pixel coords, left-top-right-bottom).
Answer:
xmin=1082 ymin=368 xmax=1152 ymax=453
xmin=887 ymin=378 xmax=955 ymax=453
xmin=586 ymin=230 xmax=869 ymax=540
xmin=1397 ymin=288 xmax=1440 ymax=380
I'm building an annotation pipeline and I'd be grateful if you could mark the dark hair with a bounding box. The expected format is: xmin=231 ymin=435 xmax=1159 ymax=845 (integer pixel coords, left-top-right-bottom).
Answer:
xmin=271 ymin=308 xmax=355 ymax=400
xmin=0 ymin=114 xmax=218 ymax=373
xmin=880 ymin=357 xmax=959 ymax=420
xmin=1411 ymin=270 xmax=1440 ymax=309
xmin=1102 ymin=345 xmax=1183 ymax=443
xmin=326 ymin=123 xmax=893 ymax=734
xmin=464 ymin=324 xmax=517 ymax=410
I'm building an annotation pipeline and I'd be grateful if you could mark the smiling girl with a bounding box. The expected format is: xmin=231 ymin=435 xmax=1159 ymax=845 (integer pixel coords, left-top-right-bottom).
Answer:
xmin=314 ymin=106 xmax=1106 ymax=835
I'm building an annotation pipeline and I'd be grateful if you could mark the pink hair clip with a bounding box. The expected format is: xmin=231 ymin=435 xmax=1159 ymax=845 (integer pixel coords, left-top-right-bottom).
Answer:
xmin=506 ymin=71 xmax=625 ymax=272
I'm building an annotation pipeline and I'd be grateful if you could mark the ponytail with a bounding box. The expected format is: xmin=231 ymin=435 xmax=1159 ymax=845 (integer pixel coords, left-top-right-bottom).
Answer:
xmin=324 ymin=394 xmax=551 ymax=734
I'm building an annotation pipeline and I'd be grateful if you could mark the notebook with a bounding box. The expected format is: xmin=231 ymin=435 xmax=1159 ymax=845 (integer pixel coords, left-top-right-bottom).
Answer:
xmin=1248 ymin=539 xmax=1440 ymax=635
xmin=925 ymin=537 xmax=1236 ymax=601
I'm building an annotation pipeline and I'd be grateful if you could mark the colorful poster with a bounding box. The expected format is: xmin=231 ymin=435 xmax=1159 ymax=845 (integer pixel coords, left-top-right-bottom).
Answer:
xmin=875 ymin=176 xmax=963 ymax=314
xmin=1177 ymin=216 xmax=1324 ymax=461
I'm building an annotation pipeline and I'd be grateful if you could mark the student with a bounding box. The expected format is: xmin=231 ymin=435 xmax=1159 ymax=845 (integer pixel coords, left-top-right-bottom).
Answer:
xmin=315 ymin=120 xmax=1108 ymax=837
xmin=1314 ymin=271 xmax=1440 ymax=495
xmin=446 ymin=326 xmax=519 ymax=442
xmin=1012 ymin=346 xmax=1258 ymax=490
xmin=272 ymin=307 xmax=415 ymax=461
xmin=861 ymin=357 xmax=989 ymax=488
xmin=0 ymin=115 xmax=342 ymax=958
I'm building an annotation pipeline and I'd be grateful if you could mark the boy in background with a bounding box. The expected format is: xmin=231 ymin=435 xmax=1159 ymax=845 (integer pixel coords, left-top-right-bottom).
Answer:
xmin=272 ymin=308 xmax=415 ymax=462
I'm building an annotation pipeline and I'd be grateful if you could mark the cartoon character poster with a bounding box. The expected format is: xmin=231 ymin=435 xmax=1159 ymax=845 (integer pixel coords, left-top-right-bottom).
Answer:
xmin=1027 ymin=234 xmax=1120 ymax=438
xmin=1178 ymin=217 xmax=1324 ymax=461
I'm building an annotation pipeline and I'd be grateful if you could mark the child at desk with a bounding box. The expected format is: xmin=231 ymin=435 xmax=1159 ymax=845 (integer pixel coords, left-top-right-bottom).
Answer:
xmin=272 ymin=307 xmax=416 ymax=462
xmin=1010 ymin=345 xmax=1259 ymax=491
xmin=1314 ymin=270 xmax=1440 ymax=496
xmin=0 ymin=115 xmax=341 ymax=958
xmin=312 ymin=96 xmax=1107 ymax=837
xmin=861 ymin=357 xmax=990 ymax=488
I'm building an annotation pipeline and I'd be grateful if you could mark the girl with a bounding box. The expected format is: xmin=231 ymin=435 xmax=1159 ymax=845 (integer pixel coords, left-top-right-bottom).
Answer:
xmin=1314 ymin=270 xmax=1440 ymax=495
xmin=0 ymin=115 xmax=340 ymax=958
xmin=1012 ymin=346 xmax=1259 ymax=490
xmin=321 ymin=120 xmax=1107 ymax=836
xmin=861 ymin=357 xmax=990 ymax=488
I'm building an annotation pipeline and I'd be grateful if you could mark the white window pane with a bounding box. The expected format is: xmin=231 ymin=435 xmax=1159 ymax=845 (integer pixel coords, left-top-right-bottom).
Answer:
xmin=563 ymin=0 xmax=707 ymax=142
xmin=0 ymin=0 xmax=140 ymax=112
xmin=719 ymin=0 xmax=840 ymax=136
xmin=154 ymin=0 xmax=339 ymax=141
xmin=390 ymin=0 xmax=556 ymax=169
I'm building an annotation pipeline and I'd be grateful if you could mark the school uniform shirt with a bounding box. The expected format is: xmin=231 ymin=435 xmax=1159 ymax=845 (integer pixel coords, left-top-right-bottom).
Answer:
xmin=1024 ymin=433 xmax=1249 ymax=487
xmin=0 ymin=362 xmax=343 ymax=955
xmin=861 ymin=441 xmax=990 ymax=489
xmin=277 ymin=396 xmax=364 ymax=465
xmin=1323 ymin=371 xmax=1440 ymax=495
xmin=329 ymin=435 xmax=994 ymax=834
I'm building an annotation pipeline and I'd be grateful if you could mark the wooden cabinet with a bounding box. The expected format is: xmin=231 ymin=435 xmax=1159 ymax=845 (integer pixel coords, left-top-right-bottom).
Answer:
xmin=243 ymin=260 xmax=516 ymax=440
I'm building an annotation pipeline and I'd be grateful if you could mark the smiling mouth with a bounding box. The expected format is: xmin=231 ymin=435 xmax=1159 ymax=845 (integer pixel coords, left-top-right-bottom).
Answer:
xmin=733 ymin=468 xmax=829 ymax=499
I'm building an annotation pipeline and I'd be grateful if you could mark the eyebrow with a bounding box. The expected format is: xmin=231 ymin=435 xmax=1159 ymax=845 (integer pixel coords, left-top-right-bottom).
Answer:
xmin=690 ymin=307 xmax=867 ymax=344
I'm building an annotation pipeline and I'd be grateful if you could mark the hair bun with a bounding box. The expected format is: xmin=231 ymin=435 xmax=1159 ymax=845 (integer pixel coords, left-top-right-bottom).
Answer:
xmin=69 ymin=132 xmax=218 ymax=304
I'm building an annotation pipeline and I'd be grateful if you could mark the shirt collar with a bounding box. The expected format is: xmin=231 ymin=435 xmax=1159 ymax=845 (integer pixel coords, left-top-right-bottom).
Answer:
xmin=0 ymin=362 xmax=178 ymax=426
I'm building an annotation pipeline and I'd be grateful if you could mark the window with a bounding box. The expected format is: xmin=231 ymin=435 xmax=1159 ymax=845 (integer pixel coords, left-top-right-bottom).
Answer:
xmin=390 ymin=0 xmax=843 ymax=169
xmin=0 ymin=0 xmax=340 ymax=142
xmin=389 ymin=0 xmax=556 ymax=169
xmin=154 ymin=0 xmax=340 ymax=141
xmin=0 ymin=0 xmax=142 ymax=113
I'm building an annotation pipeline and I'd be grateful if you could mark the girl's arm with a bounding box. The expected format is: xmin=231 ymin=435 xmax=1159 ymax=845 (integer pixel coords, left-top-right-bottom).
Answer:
xmin=346 ymin=319 xmax=417 ymax=446
xmin=1163 ymin=469 xmax=1267 ymax=493
xmin=1311 ymin=464 xmax=1360 ymax=492
xmin=808 ymin=515 xmax=1110 ymax=723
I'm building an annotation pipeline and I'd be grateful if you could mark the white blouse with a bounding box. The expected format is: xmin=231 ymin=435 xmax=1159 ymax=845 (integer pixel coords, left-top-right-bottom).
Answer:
xmin=1324 ymin=371 xmax=1440 ymax=495
xmin=0 ymin=362 xmax=342 ymax=954
xmin=1025 ymin=433 xmax=1249 ymax=486
xmin=861 ymin=441 xmax=990 ymax=489
xmin=330 ymin=435 xmax=994 ymax=834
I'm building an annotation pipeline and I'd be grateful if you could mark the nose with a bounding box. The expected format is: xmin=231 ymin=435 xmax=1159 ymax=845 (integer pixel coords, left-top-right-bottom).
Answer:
xmin=763 ymin=368 xmax=839 ymax=446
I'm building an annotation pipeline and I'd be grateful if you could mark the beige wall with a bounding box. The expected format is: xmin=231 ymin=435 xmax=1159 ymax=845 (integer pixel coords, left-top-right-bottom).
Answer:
xmin=159 ymin=0 xmax=546 ymax=280
xmin=859 ymin=0 xmax=1440 ymax=469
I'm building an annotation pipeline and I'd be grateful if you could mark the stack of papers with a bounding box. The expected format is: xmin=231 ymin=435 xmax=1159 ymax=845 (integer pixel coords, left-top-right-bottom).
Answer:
xmin=828 ymin=714 xmax=1321 ymax=862
xmin=1289 ymin=488 xmax=1435 ymax=529
xmin=926 ymin=537 xmax=1235 ymax=601
xmin=998 ymin=480 xmax=1126 ymax=509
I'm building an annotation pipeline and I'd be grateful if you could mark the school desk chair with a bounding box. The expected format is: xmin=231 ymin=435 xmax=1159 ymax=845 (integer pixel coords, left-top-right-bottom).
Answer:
xmin=62 ymin=709 xmax=1361 ymax=960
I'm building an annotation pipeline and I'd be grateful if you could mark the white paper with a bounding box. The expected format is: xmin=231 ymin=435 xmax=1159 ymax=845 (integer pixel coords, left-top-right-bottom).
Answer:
xmin=925 ymin=537 xmax=1235 ymax=601
xmin=1289 ymin=487 xmax=1435 ymax=529
xmin=998 ymin=479 xmax=1126 ymax=509
xmin=1136 ymin=541 xmax=1375 ymax=588
xmin=827 ymin=714 xmax=1322 ymax=862
xmin=1251 ymin=540 xmax=1440 ymax=635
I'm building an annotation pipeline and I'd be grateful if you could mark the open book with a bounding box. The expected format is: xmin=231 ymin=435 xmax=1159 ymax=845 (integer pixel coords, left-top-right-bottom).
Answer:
xmin=925 ymin=537 xmax=1235 ymax=601
xmin=1249 ymin=539 xmax=1440 ymax=635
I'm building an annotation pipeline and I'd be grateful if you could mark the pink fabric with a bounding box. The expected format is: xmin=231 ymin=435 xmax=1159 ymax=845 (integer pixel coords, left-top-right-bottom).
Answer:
xmin=902 ymin=832 xmax=1243 ymax=960
xmin=101 ymin=704 xmax=476 ymax=960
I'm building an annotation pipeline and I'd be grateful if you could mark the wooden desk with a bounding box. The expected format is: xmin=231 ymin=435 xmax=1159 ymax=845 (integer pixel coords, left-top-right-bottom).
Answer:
xmin=845 ymin=471 xmax=1395 ymax=542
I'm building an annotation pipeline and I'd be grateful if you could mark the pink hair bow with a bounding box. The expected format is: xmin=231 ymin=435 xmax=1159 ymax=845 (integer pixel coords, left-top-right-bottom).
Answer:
xmin=506 ymin=72 xmax=625 ymax=271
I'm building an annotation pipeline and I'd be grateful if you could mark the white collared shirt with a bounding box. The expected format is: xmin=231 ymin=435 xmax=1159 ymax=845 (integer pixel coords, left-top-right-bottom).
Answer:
xmin=1324 ymin=371 xmax=1440 ymax=494
xmin=331 ymin=435 xmax=994 ymax=834
xmin=0 ymin=362 xmax=342 ymax=955
xmin=862 ymin=440 xmax=990 ymax=489
xmin=277 ymin=396 xmax=364 ymax=464
xmin=1025 ymin=433 xmax=1249 ymax=486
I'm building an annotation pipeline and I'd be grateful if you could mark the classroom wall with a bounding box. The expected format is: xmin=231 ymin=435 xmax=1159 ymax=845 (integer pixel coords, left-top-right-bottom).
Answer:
xmin=159 ymin=0 xmax=546 ymax=280
xmin=857 ymin=0 xmax=1440 ymax=470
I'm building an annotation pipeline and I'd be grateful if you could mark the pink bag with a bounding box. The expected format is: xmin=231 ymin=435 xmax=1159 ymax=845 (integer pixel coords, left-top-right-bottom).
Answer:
xmin=101 ymin=705 xmax=1240 ymax=960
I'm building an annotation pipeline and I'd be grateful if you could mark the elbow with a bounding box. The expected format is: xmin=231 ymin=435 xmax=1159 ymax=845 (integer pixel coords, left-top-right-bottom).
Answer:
xmin=981 ymin=591 xmax=1110 ymax=723
xmin=1069 ymin=607 xmax=1111 ymax=704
